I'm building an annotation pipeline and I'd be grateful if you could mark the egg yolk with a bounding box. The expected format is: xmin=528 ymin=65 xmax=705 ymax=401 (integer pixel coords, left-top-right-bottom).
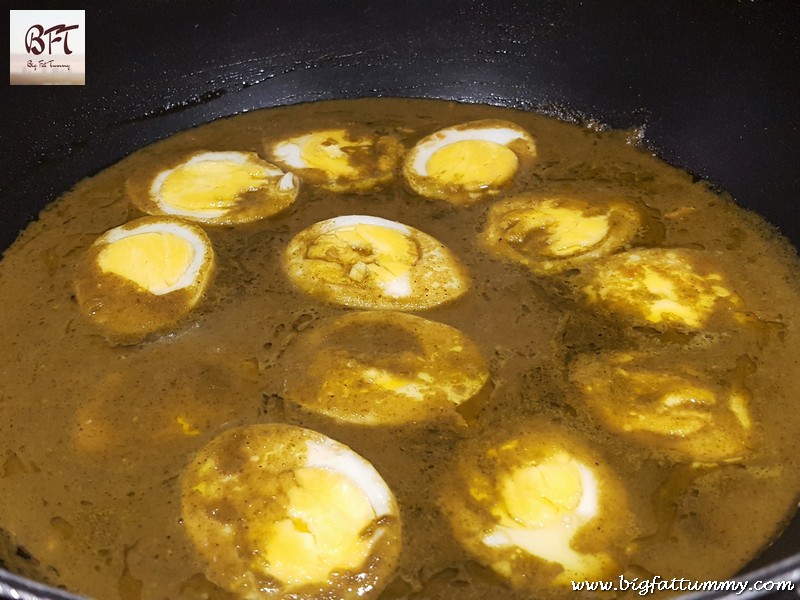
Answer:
xmin=573 ymin=358 xmax=753 ymax=463
xmin=501 ymin=202 xmax=611 ymax=258
xmin=305 ymin=223 xmax=420 ymax=286
xmin=158 ymin=160 xmax=269 ymax=212
xmin=298 ymin=130 xmax=370 ymax=179
xmin=497 ymin=455 xmax=583 ymax=529
xmin=426 ymin=139 xmax=518 ymax=190
xmin=182 ymin=424 xmax=401 ymax=599
xmin=285 ymin=311 xmax=489 ymax=426
xmin=253 ymin=467 xmax=376 ymax=587
xmin=478 ymin=451 xmax=612 ymax=581
xmin=97 ymin=231 xmax=194 ymax=295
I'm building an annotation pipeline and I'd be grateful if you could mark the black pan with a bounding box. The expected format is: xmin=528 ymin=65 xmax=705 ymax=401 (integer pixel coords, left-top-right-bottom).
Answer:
xmin=2 ymin=1 xmax=799 ymax=598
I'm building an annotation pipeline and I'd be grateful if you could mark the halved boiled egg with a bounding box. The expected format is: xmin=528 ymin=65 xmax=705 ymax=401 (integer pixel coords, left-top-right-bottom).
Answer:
xmin=132 ymin=151 xmax=299 ymax=225
xmin=283 ymin=311 xmax=489 ymax=426
xmin=283 ymin=215 xmax=470 ymax=310
xmin=439 ymin=422 xmax=634 ymax=590
xmin=581 ymin=248 xmax=744 ymax=330
xmin=269 ymin=128 xmax=404 ymax=192
xmin=569 ymin=352 xmax=752 ymax=463
xmin=480 ymin=194 xmax=643 ymax=275
xmin=73 ymin=216 xmax=214 ymax=340
xmin=181 ymin=423 xmax=401 ymax=600
xmin=402 ymin=119 xmax=536 ymax=204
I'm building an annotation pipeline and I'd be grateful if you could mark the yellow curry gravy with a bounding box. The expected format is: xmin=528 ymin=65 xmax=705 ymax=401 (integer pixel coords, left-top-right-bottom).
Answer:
xmin=1 ymin=98 xmax=799 ymax=599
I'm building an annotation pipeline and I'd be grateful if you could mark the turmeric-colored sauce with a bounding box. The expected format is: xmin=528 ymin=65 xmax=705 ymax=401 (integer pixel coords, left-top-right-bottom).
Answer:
xmin=1 ymin=98 xmax=799 ymax=599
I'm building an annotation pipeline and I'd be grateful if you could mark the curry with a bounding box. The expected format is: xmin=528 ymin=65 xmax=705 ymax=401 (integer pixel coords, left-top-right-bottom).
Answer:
xmin=1 ymin=98 xmax=799 ymax=599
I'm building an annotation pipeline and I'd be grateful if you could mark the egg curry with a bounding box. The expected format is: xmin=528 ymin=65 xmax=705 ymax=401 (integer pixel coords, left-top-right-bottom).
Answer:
xmin=1 ymin=98 xmax=800 ymax=600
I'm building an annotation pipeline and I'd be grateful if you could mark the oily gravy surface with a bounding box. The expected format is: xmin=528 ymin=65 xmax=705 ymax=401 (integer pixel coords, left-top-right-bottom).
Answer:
xmin=1 ymin=98 xmax=800 ymax=599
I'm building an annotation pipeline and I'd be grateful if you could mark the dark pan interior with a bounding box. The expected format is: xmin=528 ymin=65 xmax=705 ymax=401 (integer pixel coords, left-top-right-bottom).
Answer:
xmin=1 ymin=1 xmax=799 ymax=598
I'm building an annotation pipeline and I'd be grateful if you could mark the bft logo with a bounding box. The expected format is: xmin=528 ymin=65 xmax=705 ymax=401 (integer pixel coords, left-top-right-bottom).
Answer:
xmin=25 ymin=23 xmax=80 ymax=55
xmin=10 ymin=9 xmax=85 ymax=85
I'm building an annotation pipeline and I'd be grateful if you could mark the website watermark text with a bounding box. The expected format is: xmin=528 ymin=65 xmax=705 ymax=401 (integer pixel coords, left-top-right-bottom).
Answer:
xmin=571 ymin=575 xmax=796 ymax=596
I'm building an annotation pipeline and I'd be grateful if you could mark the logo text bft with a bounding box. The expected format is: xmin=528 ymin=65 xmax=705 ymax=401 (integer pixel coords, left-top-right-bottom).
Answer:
xmin=25 ymin=24 xmax=79 ymax=55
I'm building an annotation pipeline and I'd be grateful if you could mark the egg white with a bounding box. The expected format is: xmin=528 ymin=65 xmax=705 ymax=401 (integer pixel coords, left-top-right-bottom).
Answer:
xmin=402 ymin=119 xmax=536 ymax=204
xmin=480 ymin=193 xmax=644 ymax=275
xmin=73 ymin=216 xmax=215 ymax=341
xmin=581 ymin=248 xmax=744 ymax=330
xmin=283 ymin=215 xmax=470 ymax=310
xmin=181 ymin=423 xmax=401 ymax=600
xmin=269 ymin=128 xmax=404 ymax=192
xmin=570 ymin=351 xmax=753 ymax=463
xmin=283 ymin=311 xmax=489 ymax=426
xmin=98 ymin=220 xmax=212 ymax=296
xmin=439 ymin=422 xmax=634 ymax=590
xmin=139 ymin=150 xmax=299 ymax=225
